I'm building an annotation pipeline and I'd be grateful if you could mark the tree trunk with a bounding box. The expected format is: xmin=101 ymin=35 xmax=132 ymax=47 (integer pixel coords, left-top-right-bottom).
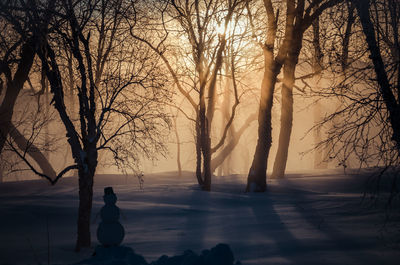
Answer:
xmin=195 ymin=117 xmax=203 ymax=187
xmin=9 ymin=123 xmax=56 ymax=178
xmin=175 ymin=131 xmax=182 ymax=178
xmin=271 ymin=60 xmax=295 ymax=178
xmin=313 ymin=101 xmax=328 ymax=168
xmin=202 ymin=137 xmax=212 ymax=191
xmin=353 ymin=0 xmax=400 ymax=152
xmin=248 ymin=0 xmax=297 ymax=187
xmin=199 ymin=67 xmax=212 ymax=191
xmin=200 ymin=103 xmax=212 ymax=190
xmin=216 ymin=62 xmax=233 ymax=176
xmin=247 ymin=49 xmax=279 ymax=192
xmin=75 ymin=168 xmax=94 ymax=251
xmin=41 ymin=68 xmax=51 ymax=160
xmin=271 ymin=31 xmax=303 ymax=178
xmin=311 ymin=13 xmax=328 ymax=169
xmin=172 ymin=116 xmax=182 ymax=177
xmin=75 ymin=145 xmax=97 ymax=251
xmin=0 ymin=41 xmax=35 ymax=153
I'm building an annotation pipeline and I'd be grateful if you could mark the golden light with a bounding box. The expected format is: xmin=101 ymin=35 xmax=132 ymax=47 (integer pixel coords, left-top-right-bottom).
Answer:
xmin=216 ymin=22 xmax=227 ymax=36
xmin=215 ymin=18 xmax=247 ymax=38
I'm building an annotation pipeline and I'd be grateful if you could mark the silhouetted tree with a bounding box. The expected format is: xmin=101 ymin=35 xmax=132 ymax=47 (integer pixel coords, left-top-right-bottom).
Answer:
xmin=310 ymin=0 xmax=399 ymax=197
xmin=353 ymin=0 xmax=400 ymax=154
xmin=1 ymin=0 xmax=170 ymax=251
xmin=132 ymin=0 xmax=254 ymax=191
xmin=0 ymin=0 xmax=56 ymax=179
xmin=246 ymin=0 xmax=343 ymax=191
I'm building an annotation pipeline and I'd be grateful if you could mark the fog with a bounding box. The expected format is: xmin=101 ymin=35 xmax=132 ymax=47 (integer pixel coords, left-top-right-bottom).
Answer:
xmin=0 ymin=73 xmax=347 ymax=182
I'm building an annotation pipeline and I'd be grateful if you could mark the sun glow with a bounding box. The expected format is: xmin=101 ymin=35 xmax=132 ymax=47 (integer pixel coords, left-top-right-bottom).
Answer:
xmin=215 ymin=18 xmax=247 ymax=39
xmin=216 ymin=22 xmax=227 ymax=36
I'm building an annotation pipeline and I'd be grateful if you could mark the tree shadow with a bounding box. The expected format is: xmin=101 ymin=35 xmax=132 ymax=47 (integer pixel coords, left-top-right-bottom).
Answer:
xmin=173 ymin=182 xmax=303 ymax=264
xmin=173 ymin=186 xmax=212 ymax=254
xmin=270 ymin=179 xmax=398 ymax=265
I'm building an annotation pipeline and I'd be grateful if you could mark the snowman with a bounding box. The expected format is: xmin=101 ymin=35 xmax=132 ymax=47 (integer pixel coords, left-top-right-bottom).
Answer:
xmin=97 ymin=187 xmax=125 ymax=247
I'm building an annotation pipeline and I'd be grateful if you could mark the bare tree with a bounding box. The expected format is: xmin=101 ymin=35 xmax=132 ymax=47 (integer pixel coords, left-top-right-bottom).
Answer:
xmin=2 ymin=0 xmax=171 ymax=250
xmin=246 ymin=0 xmax=342 ymax=191
xmin=309 ymin=0 xmax=399 ymax=199
xmin=132 ymin=0 xmax=254 ymax=191
xmin=352 ymin=0 xmax=400 ymax=154
xmin=0 ymin=0 xmax=57 ymax=179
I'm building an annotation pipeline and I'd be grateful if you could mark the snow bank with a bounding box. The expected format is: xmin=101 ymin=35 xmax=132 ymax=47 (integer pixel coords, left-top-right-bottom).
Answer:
xmin=0 ymin=170 xmax=399 ymax=265
xmin=77 ymin=243 xmax=240 ymax=265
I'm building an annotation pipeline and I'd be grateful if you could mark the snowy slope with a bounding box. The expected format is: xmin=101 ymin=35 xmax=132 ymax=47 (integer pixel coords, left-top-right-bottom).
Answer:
xmin=0 ymin=170 xmax=399 ymax=265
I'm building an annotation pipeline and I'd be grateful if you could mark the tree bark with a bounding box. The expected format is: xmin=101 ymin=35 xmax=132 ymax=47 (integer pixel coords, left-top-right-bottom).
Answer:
xmin=246 ymin=0 xmax=287 ymax=192
xmin=313 ymin=100 xmax=328 ymax=168
xmin=75 ymin=166 xmax=94 ymax=251
xmin=0 ymin=40 xmax=35 ymax=153
xmin=247 ymin=50 xmax=280 ymax=192
xmin=172 ymin=116 xmax=182 ymax=177
xmin=311 ymin=13 xmax=328 ymax=169
xmin=263 ymin=0 xmax=342 ymax=179
xmin=199 ymin=103 xmax=212 ymax=191
xmin=271 ymin=28 xmax=303 ymax=178
xmin=353 ymin=0 xmax=400 ymax=152
xmin=75 ymin=139 xmax=98 ymax=251
xmin=216 ymin=60 xmax=233 ymax=176
xmin=271 ymin=60 xmax=295 ymax=178
xmin=195 ymin=117 xmax=203 ymax=186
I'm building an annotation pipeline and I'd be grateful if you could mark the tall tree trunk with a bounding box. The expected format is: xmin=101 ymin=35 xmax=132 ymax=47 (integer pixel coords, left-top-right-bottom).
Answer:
xmin=0 ymin=41 xmax=35 ymax=153
xmin=271 ymin=60 xmax=295 ymax=178
xmin=271 ymin=31 xmax=303 ymax=178
xmin=195 ymin=117 xmax=203 ymax=186
xmin=75 ymin=144 xmax=97 ymax=251
xmin=313 ymin=100 xmax=327 ymax=168
xmin=247 ymin=50 xmax=279 ymax=192
xmin=41 ymin=68 xmax=51 ymax=160
xmin=202 ymin=138 xmax=212 ymax=191
xmin=248 ymin=0 xmax=298 ymax=186
xmin=353 ymin=0 xmax=400 ymax=152
xmin=172 ymin=116 xmax=182 ymax=177
xmin=67 ymin=50 xmax=75 ymax=120
xmin=217 ymin=60 xmax=233 ymax=176
xmin=75 ymin=168 xmax=94 ymax=251
xmin=200 ymin=103 xmax=212 ymax=190
xmin=311 ymin=13 xmax=328 ymax=169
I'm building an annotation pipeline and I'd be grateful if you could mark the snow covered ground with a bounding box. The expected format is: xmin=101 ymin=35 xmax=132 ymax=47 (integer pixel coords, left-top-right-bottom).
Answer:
xmin=0 ymin=169 xmax=399 ymax=265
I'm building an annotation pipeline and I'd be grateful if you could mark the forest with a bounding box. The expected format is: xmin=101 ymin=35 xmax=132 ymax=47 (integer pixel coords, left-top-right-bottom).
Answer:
xmin=0 ymin=0 xmax=399 ymax=264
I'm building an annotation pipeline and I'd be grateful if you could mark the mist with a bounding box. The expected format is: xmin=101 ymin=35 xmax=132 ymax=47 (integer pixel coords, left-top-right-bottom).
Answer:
xmin=0 ymin=0 xmax=399 ymax=264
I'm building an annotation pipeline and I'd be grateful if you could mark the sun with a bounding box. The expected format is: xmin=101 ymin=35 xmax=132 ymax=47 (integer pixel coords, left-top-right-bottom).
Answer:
xmin=215 ymin=19 xmax=246 ymax=38
xmin=216 ymin=22 xmax=227 ymax=36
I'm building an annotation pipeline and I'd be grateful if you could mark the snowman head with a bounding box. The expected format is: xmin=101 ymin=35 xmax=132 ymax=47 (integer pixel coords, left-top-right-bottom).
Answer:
xmin=103 ymin=186 xmax=117 ymax=204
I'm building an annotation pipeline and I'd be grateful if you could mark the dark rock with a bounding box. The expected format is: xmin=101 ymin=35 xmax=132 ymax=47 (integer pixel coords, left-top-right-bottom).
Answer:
xmin=76 ymin=243 xmax=239 ymax=265
xmin=203 ymin=244 xmax=234 ymax=265
xmin=151 ymin=243 xmax=236 ymax=265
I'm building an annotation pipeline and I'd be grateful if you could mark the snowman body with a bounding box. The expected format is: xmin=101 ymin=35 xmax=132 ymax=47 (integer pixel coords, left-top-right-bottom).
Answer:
xmin=97 ymin=188 xmax=125 ymax=247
